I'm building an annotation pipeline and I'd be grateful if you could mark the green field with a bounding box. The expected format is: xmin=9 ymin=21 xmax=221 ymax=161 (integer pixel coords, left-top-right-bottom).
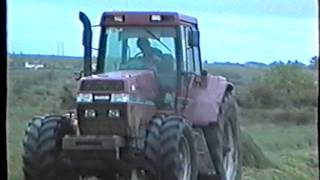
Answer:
xmin=6 ymin=59 xmax=318 ymax=180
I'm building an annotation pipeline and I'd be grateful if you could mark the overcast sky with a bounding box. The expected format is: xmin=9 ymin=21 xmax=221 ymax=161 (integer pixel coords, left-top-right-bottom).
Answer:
xmin=7 ymin=0 xmax=319 ymax=63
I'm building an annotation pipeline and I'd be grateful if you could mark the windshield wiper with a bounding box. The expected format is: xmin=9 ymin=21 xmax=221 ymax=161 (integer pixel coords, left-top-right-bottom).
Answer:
xmin=144 ymin=28 xmax=172 ymax=53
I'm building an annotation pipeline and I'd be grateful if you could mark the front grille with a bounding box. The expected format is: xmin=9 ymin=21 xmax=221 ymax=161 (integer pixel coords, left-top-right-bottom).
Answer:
xmin=80 ymin=80 xmax=124 ymax=91
xmin=77 ymin=104 xmax=128 ymax=135
xmin=79 ymin=108 xmax=125 ymax=120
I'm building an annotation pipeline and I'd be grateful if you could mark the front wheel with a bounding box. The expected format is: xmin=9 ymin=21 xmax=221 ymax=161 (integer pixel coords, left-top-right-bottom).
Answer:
xmin=159 ymin=117 xmax=198 ymax=180
xmin=22 ymin=115 xmax=77 ymax=180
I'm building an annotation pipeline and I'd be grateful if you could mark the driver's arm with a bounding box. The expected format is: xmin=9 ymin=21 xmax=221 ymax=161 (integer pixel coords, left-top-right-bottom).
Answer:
xmin=151 ymin=48 xmax=163 ymax=62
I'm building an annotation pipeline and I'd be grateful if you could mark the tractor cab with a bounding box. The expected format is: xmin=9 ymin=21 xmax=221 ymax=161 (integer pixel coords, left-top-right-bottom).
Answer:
xmin=80 ymin=12 xmax=204 ymax=110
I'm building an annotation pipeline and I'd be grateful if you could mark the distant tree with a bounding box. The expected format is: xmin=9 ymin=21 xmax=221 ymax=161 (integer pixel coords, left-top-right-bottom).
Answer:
xmin=309 ymin=56 xmax=319 ymax=69
xmin=269 ymin=60 xmax=284 ymax=66
xmin=204 ymin=60 xmax=208 ymax=64
xmin=291 ymin=59 xmax=306 ymax=67
xmin=248 ymin=64 xmax=316 ymax=108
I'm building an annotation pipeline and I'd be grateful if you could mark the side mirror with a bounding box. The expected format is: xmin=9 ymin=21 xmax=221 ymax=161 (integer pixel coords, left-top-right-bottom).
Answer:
xmin=79 ymin=11 xmax=92 ymax=76
xmin=201 ymin=69 xmax=208 ymax=77
xmin=200 ymin=69 xmax=208 ymax=88
xmin=74 ymin=71 xmax=84 ymax=81
xmin=188 ymin=30 xmax=200 ymax=47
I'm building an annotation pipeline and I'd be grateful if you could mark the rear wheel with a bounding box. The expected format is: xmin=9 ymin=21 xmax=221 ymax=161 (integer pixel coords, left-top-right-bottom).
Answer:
xmin=203 ymin=93 xmax=241 ymax=180
xmin=223 ymin=118 xmax=241 ymax=180
xmin=224 ymin=94 xmax=241 ymax=180
xmin=22 ymin=115 xmax=77 ymax=180
xmin=159 ymin=117 xmax=198 ymax=180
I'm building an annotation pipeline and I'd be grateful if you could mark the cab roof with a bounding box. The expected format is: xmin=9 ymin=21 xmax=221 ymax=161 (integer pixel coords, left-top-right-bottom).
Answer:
xmin=100 ymin=11 xmax=198 ymax=26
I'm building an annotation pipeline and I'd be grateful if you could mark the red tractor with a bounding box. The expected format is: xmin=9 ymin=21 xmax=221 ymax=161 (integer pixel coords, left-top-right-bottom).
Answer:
xmin=22 ymin=11 xmax=241 ymax=180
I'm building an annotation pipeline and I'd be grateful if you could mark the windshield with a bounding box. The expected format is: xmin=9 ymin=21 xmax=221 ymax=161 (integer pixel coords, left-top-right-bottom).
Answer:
xmin=102 ymin=27 xmax=177 ymax=73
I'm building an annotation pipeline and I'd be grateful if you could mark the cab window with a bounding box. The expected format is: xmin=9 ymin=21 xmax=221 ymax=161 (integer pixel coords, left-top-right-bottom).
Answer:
xmin=182 ymin=25 xmax=201 ymax=75
xmin=184 ymin=26 xmax=195 ymax=73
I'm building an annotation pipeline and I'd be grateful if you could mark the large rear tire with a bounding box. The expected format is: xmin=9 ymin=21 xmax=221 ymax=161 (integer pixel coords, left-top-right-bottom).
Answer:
xmin=22 ymin=115 xmax=77 ymax=180
xmin=223 ymin=94 xmax=241 ymax=180
xmin=203 ymin=92 xmax=241 ymax=180
xmin=159 ymin=117 xmax=198 ymax=180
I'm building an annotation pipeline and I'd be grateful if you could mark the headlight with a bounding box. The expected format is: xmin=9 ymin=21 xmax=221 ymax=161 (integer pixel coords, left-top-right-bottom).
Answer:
xmin=108 ymin=109 xmax=121 ymax=118
xmin=84 ymin=109 xmax=96 ymax=118
xmin=76 ymin=93 xmax=93 ymax=103
xmin=111 ymin=93 xmax=130 ymax=103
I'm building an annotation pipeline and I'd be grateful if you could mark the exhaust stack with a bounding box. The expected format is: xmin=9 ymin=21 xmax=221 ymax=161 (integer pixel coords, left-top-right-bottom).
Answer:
xmin=79 ymin=11 xmax=92 ymax=76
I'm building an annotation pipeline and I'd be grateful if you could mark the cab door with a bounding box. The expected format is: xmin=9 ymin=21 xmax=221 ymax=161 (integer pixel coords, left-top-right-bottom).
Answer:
xmin=179 ymin=25 xmax=217 ymax=126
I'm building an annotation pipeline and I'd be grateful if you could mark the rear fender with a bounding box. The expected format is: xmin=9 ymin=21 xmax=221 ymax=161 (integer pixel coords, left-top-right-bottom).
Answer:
xmin=184 ymin=75 xmax=233 ymax=126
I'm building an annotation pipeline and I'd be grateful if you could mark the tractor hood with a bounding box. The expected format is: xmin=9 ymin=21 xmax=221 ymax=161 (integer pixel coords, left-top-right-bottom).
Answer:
xmin=78 ymin=70 xmax=158 ymax=99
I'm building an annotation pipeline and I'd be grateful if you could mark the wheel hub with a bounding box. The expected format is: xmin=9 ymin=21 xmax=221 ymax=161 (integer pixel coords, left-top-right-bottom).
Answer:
xmin=177 ymin=136 xmax=192 ymax=180
xmin=223 ymin=123 xmax=237 ymax=180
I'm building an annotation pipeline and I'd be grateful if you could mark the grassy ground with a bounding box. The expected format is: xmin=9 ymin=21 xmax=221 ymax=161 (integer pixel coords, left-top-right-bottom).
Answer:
xmin=7 ymin=63 xmax=319 ymax=179
xmin=7 ymin=69 xmax=74 ymax=180
xmin=241 ymin=123 xmax=318 ymax=180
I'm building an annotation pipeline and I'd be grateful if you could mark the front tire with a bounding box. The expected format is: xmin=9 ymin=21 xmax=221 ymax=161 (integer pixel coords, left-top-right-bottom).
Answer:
xmin=144 ymin=116 xmax=163 ymax=180
xmin=22 ymin=115 xmax=77 ymax=180
xmin=159 ymin=117 xmax=198 ymax=180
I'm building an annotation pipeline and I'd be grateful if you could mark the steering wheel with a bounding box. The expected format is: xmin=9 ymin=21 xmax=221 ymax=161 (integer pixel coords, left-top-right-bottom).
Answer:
xmin=133 ymin=52 xmax=144 ymax=58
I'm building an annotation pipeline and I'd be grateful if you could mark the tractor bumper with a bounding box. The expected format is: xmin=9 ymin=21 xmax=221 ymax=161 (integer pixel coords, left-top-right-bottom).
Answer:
xmin=61 ymin=135 xmax=148 ymax=174
xmin=62 ymin=135 xmax=126 ymax=151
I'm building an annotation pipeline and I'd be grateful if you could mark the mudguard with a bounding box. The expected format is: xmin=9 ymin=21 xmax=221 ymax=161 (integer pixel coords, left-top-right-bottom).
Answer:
xmin=183 ymin=75 xmax=233 ymax=126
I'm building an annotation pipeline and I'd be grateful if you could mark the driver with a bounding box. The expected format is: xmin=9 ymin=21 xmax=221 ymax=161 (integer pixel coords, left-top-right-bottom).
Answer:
xmin=137 ymin=38 xmax=174 ymax=109
xmin=137 ymin=38 xmax=163 ymax=63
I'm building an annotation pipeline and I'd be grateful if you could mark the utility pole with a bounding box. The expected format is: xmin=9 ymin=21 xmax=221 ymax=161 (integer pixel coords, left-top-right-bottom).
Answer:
xmin=56 ymin=41 xmax=64 ymax=56
xmin=61 ymin=41 xmax=64 ymax=56
xmin=57 ymin=41 xmax=60 ymax=55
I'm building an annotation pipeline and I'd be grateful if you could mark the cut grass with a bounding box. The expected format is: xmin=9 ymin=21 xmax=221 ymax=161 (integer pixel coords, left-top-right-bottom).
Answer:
xmin=241 ymin=123 xmax=318 ymax=180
